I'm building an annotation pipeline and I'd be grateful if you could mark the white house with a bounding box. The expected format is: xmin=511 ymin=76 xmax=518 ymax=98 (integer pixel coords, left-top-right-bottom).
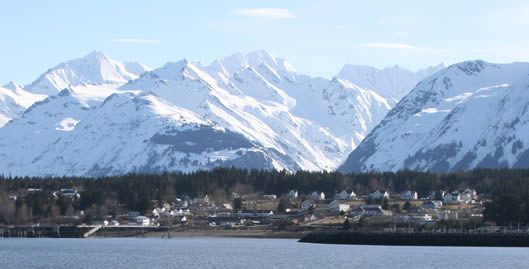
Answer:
xmin=468 ymin=189 xmax=477 ymax=199
xmin=460 ymin=192 xmax=472 ymax=203
xmin=57 ymin=188 xmax=79 ymax=199
xmin=301 ymin=200 xmax=315 ymax=211
xmin=170 ymin=209 xmax=182 ymax=216
xmin=174 ymin=199 xmax=188 ymax=208
xmin=351 ymin=205 xmax=392 ymax=217
xmin=263 ymin=194 xmax=277 ymax=200
xmin=428 ymin=191 xmax=446 ymax=200
xmin=172 ymin=208 xmax=191 ymax=216
xmin=193 ymin=195 xmax=210 ymax=205
xmin=400 ymin=190 xmax=418 ymax=200
xmin=134 ymin=216 xmax=150 ymax=226
xmin=328 ymin=200 xmax=350 ymax=213
xmin=443 ymin=191 xmax=462 ymax=204
xmin=152 ymin=207 xmax=166 ymax=217
xmin=335 ymin=190 xmax=356 ymax=200
xmin=287 ymin=190 xmax=298 ymax=200
xmin=461 ymin=189 xmax=477 ymax=203
xmin=369 ymin=190 xmax=390 ymax=200
xmin=311 ymin=191 xmax=325 ymax=200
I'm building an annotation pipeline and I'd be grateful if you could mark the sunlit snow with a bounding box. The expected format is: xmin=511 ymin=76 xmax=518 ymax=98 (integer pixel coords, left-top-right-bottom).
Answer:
xmin=55 ymin=118 xmax=80 ymax=131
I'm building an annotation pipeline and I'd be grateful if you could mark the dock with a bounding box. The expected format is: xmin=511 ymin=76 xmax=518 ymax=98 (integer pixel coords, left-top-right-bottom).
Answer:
xmin=0 ymin=225 xmax=171 ymax=238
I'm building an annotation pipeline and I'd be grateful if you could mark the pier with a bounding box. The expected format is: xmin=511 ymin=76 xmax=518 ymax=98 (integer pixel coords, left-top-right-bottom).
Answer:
xmin=0 ymin=225 xmax=171 ymax=238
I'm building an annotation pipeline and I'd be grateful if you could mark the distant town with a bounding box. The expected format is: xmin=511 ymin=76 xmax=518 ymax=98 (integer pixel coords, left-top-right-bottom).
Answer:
xmin=1 ymin=168 xmax=528 ymax=237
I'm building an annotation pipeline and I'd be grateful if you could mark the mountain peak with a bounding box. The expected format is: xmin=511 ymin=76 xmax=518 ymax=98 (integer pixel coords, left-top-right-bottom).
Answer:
xmin=159 ymin=59 xmax=195 ymax=74
xmin=3 ymin=81 xmax=22 ymax=91
xmin=247 ymin=49 xmax=277 ymax=64
xmin=85 ymin=50 xmax=106 ymax=60
xmin=449 ymin=60 xmax=488 ymax=76
xmin=207 ymin=50 xmax=296 ymax=77
xmin=25 ymin=51 xmax=149 ymax=95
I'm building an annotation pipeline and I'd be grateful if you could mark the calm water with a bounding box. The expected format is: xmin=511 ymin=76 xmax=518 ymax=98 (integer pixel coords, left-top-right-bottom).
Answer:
xmin=1 ymin=237 xmax=528 ymax=268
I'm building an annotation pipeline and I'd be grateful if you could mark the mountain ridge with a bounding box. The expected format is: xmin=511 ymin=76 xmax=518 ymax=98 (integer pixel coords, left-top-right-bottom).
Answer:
xmin=339 ymin=60 xmax=529 ymax=173
xmin=24 ymin=50 xmax=150 ymax=95
xmin=0 ymin=50 xmax=445 ymax=176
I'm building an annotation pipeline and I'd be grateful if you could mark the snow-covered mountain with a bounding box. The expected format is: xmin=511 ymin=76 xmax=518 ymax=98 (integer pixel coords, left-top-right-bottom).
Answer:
xmin=0 ymin=90 xmax=299 ymax=176
xmin=339 ymin=60 xmax=529 ymax=173
xmin=25 ymin=51 xmax=149 ymax=95
xmin=0 ymin=50 xmax=441 ymax=177
xmin=121 ymin=56 xmax=348 ymax=172
xmin=322 ymin=78 xmax=391 ymax=146
xmin=0 ymin=81 xmax=47 ymax=127
xmin=0 ymin=51 xmax=148 ymax=127
xmin=205 ymin=50 xmax=296 ymax=79
xmin=337 ymin=64 xmax=445 ymax=105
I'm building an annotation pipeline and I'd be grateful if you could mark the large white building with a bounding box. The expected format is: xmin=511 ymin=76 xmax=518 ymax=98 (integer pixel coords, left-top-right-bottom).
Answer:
xmin=461 ymin=189 xmax=477 ymax=203
xmin=328 ymin=200 xmax=350 ymax=213
xmin=351 ymin=205 xmax=392 ymax=217
xmin=368 ymin=190 xmax=390 ymax=200
xmin=134 ymin=216 xmax=150 ymax=226
xmin=287 ymin=190 xmax=298 ymax=200
xmin=400 ymin=190 xmax=418 ymax=200
xmin=335 ymin=190 xmax=356 ymax=200
xmin=311 ymin=191 xmax=325 ymax=200
xmin=443 ymin=191 xmax=462 ymax=204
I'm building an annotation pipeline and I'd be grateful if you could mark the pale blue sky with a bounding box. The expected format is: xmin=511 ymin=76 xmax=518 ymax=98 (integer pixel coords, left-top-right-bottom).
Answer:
xmin=2 ymin=0 xmax=529 ymax=84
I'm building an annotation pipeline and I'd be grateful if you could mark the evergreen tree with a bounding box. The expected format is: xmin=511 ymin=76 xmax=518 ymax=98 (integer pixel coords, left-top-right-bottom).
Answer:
xmin=276 ymin=198 xmax=288 ymax=213
xmin=233 ymin=198 xmax=243 ymax=210
xmin=403 ymin=201 xmax=411 ymax=211
xmin=382 ymin=198 xmax=390 ymax=210
xmin=343 ymin=218 xmax=351 ymax=230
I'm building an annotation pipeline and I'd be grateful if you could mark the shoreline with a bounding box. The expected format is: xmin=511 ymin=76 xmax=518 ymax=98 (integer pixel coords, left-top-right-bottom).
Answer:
xmin=1 ymin=225 xmax=307 ymax=239
xmin=128 ymin=229 xmax=306 ymax=239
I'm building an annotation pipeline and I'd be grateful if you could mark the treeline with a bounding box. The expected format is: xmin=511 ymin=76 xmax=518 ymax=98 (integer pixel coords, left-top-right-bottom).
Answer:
xmin=1 ymin=168 xmax=529 ymax=225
